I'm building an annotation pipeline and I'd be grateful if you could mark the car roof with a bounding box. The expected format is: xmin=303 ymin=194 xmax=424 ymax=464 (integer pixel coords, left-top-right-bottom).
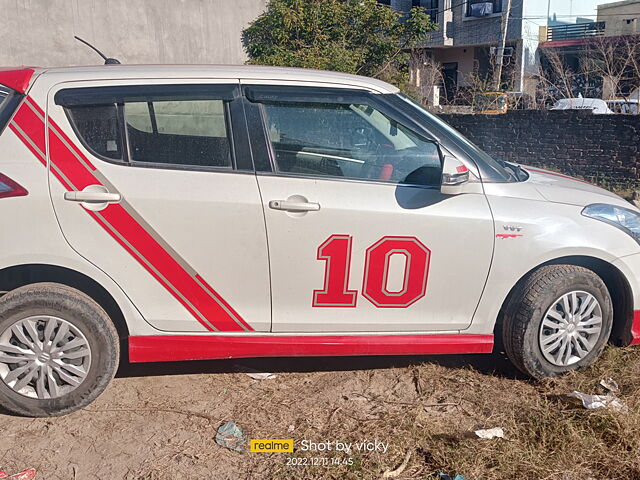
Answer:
xmin=31 ymin=64 xmax=400 ymax=94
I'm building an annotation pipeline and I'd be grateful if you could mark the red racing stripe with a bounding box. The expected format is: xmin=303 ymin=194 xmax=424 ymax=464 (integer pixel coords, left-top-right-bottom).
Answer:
xmin=196 ymin=274 xmax=253 ymax=331
xmin=11 ymin=97 xmax=252 ymax=332
xmin=11 ymin=104 xmax=46 ymax=154
xmin=48 ymin=125 xmax=101 ymax=189
xmin=8 ymin=123 xmax=46 ymax=167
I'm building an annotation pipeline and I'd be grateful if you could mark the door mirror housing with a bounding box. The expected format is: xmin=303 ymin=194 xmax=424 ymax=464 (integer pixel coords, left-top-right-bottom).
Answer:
xmin=441 ymin=155 xmax=470 ymax=194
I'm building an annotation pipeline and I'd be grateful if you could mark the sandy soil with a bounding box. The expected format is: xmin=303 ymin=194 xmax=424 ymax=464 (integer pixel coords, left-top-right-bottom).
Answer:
xmin=1 ymin=350 xmax=639 ymax=480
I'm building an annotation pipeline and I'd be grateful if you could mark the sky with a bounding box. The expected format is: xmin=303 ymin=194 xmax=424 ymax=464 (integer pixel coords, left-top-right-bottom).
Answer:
xmin=547 ymin=0 xmax=637 ymax=24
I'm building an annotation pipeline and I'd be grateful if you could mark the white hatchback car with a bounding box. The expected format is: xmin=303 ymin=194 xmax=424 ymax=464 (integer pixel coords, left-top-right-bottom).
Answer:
xmin=0 ymin=65 xmax=639 ymax=417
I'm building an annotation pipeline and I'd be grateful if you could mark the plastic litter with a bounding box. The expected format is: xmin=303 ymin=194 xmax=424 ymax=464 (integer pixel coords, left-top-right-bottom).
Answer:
xmin=438 ymin=473 xmax=468 ymax=480
xmin=566 ymin=390 xmax=627 ymax=412
xmin=0 ymin=470 xmax=37 ymax=480
xmin=215 ymin=421 xmax=246 ymax=452
xmin=600 ymin=377 xmax=620 ymax=394
xmin=245 ymin=371 xmax=277 ymax=381
xmin=474 ymin=427 xmax=505 ymax=439
xmin=236 ymin=364 xmax=277 ymax=380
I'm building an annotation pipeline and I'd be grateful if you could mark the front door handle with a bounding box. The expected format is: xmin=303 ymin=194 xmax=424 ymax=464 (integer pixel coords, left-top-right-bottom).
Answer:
xmin=269 ymin=199 xmax=320 ymax=212
xmin=64 ymin=191 xmax=122 ymax=203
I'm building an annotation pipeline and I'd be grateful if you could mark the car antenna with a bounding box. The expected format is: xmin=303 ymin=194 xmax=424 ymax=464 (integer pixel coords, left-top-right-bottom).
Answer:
xmin=73 ymin=36 xmax=121 ymax=65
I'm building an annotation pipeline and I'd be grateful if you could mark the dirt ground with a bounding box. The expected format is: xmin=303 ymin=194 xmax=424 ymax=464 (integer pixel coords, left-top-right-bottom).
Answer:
xmin=2 ymin=346 xmax=640 ymax=480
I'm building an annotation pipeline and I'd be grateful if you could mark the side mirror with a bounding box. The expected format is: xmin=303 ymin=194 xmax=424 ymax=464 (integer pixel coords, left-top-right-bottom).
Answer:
xmin=441 ymin=155 xmax=470 ymax=194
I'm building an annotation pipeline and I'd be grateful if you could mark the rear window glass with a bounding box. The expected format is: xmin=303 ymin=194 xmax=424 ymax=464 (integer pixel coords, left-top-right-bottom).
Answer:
xmin=64 ymin=91 xmax=233 ymax=169
xmin=124 ymin=100 xmax=231 ymax=167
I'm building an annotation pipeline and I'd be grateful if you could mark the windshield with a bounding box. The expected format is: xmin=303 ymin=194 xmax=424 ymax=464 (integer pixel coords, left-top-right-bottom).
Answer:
xmin=394 ymin=94 xmax=516 ymax=182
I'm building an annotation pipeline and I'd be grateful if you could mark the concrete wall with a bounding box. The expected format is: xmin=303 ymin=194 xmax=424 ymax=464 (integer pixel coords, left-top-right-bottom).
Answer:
xmin=439 ymin=110 xmax=640 ymax=188
xmin=598 ymin=0 xmax=640 ymax=36
xmin=0 ymin=0 xmax=267 ymax=67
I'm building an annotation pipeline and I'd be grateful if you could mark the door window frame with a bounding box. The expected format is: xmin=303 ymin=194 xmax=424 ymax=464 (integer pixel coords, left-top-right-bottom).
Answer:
xmin=241 ymin=85 xmax=444 ymax=189
xmin=54 ymin=83 xmax=254 ymax=173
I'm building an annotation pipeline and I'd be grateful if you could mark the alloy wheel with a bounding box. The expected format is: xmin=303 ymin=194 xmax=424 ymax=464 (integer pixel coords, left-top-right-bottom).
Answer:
xmin=0 ymin=316 xmax=92 ymax=399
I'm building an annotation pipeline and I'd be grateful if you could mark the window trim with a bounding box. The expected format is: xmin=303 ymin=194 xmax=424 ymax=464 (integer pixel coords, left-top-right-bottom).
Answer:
xmin=57 ymin=83 xmax=247 ymax=172
xmin=255 ymin=169 xmax=442 ymax=191
xmin=54 ymin=84 xmax=237 ymax=107
xmin=244 ymin=86 xmax=444 ymax=188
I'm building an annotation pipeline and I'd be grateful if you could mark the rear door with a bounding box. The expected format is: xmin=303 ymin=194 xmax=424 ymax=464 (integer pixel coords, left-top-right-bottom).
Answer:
xmin=36 ymin=80 xmax=270 ymax=332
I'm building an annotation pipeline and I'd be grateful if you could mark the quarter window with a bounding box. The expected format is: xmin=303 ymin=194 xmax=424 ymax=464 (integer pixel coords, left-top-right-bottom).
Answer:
xmin=260 ymin=100 xmax=442 ymax=186
xmin=66 ymin=105 xmax=123 ymax=161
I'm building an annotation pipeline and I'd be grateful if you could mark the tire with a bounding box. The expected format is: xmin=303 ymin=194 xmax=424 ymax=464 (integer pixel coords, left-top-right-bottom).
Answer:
xmin=0 ymin=283 xmax=119 ymax=417
xmin=502 ymin=265 xmax=613 ymax=379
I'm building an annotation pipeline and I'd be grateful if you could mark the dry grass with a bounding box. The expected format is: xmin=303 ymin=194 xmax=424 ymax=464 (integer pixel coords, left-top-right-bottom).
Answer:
xmin=236 ymin=348 xmax=640 ymax=480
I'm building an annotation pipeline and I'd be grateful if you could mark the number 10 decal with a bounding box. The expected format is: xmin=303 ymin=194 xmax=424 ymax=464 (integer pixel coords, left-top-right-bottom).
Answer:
xmin=313 ymin=235 xmax=431 ymax=308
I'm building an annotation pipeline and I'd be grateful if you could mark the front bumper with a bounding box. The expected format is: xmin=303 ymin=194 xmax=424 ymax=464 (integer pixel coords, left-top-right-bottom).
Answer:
xmin=613 ymin=253 xmax=640 ymax=346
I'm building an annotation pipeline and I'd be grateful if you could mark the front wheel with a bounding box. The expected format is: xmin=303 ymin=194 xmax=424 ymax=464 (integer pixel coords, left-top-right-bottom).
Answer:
xmin=502 ymin=265 xmax=613 ymax=379
xmin=0 ymin=283 xmax=119 ymax=417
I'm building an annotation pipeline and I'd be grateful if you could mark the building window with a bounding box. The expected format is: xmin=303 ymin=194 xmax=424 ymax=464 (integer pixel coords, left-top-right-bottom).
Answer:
xmin=412 ymin=0 xmax=439 ymax=22
xmin=466 ymin=0 xmax=502 ymax=17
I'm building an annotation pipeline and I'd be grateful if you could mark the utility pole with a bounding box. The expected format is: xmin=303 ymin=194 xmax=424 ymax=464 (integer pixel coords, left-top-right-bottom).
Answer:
xmin=494 ymin=0 xmax=513 ymax=91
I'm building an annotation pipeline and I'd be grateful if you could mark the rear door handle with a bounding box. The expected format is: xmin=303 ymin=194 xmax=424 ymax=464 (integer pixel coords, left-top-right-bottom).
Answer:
xmin=64 ymin=191 xmax=122 ymax=203
xmin=269 ymin=199 xmax=320 ymax=212
xmin=64 ymin=185 xmax=122 ymax=204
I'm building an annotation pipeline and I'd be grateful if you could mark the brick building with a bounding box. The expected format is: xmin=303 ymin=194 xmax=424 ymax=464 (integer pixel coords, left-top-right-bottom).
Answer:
xmin=388 ymin=0 xmax=623 ymax=104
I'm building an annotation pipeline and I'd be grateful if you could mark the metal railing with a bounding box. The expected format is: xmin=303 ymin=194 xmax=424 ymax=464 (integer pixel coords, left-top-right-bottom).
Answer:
xmin=547 ymin=22 xmax=606 ymax=41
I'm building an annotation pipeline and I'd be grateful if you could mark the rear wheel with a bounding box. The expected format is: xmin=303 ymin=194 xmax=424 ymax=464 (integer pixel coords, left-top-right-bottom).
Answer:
xmin=0 ymin=283 xmax=119 ymax=417
xmin=502 ymin=265 xmax=613 ymax=379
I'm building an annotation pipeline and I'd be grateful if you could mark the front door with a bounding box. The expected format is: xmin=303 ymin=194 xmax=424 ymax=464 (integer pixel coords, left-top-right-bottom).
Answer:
xmin=244 ymin=84 xmax=494 ymax=333
xmin=40 ymin=81 xmax=271 ymax=332
xmin=442 ymin=62 xmax=458 ymax=103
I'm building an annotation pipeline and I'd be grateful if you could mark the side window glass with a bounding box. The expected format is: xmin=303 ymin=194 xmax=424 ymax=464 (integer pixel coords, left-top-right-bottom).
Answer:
xmin=125 ymin=99 xmax=232 ymax=168
xmin=66 ymin=104 xmax=123 ymax=160
xmin=63 ymin=87 xmax=235 ymax=169
xmin=261 ymin=101 xmax=442 ymax=186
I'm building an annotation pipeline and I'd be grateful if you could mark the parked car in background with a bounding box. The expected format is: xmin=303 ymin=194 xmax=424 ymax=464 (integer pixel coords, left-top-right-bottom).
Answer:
xmin=1 ymin=66 xmax=640 ymax=418
xmin=551 ymin=98 xmax=613 ymax=114
xmin=606 ymin=99 xmax=639 ymax=115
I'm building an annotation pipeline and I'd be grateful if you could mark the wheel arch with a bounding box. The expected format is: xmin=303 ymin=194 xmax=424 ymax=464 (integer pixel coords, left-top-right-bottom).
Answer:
xmin=495 ymin=255 xmax=634 ymax=347
xmin=0 ymin=263 xmax=130 ymax=341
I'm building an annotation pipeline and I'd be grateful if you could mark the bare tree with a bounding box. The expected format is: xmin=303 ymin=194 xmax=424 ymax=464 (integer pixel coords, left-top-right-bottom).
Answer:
xmin=622 ymin=36 xmax=640 ymax=99
xmin=582 ymin=36 xmax=640 ymax=99
xmin=408 ymin=49 xmax=444 ymax=106
xmin=538 ymin=47 xmax=576 ymax=100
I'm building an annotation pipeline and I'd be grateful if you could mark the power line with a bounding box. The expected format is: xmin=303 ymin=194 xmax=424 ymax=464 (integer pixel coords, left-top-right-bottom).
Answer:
xmin=520 ymin=13 xmax=640 ymax=19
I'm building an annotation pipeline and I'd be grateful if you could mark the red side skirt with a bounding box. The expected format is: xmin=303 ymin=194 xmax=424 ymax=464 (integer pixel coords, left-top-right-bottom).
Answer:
xmin=129 ymin=334 xmax=495 ymax=363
